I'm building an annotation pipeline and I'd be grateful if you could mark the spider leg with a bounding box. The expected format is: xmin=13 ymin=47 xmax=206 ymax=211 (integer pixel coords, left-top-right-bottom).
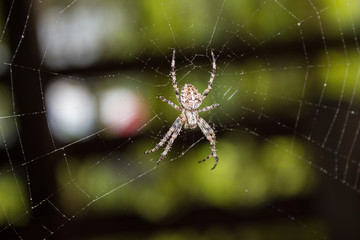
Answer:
xmin=198 ymin=152 xmax=213 ymax=163
xmin=198 ymin=103 xmax=220 ymax=113
xmin=157 ymin=118 xmax=184 ymax=164
xmin=171 ymin=49 xmax=182 ymax=105
xmin=197 ymin=117 xmax=219 ymax=170
xmin=202 ymin=50 xmax=216 ymax=99
xmin=158 ymin=96 xmax=182 ymax=112
xmin=145 ymin=117 xmax=182 ymax=154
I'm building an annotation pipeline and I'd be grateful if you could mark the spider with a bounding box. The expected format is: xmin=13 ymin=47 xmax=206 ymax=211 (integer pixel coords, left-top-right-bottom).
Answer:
xmin=145 ymin=49 xmax=220 ymax=169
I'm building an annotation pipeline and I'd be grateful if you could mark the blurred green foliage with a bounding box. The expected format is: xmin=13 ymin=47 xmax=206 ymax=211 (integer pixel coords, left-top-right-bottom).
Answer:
xmin=56 ymin=133 xmax=315 ymax=222
xmin=0 ymin=173 xmax=29 ymax=226
xmin=146 ymin=219 xmax=327 ymax=240
xmin=80 ymin=219 xmax=328 ymax=240
xmin=318 ymin=49 xmax=360 ymax=102
xmin=39 ymin=0 xmax=360 ymax=57
xmin=0 ymin=84 xmax=16 ymax=148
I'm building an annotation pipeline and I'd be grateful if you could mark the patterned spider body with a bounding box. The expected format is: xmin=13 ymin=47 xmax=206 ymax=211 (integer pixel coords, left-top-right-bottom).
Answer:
xmin=145 ymin=49 xmax=220 ymax=169
xmin=181 ymin=84 xmax=202 ymax=129
xmin=181 ymin=84 xmax=202 ymax=110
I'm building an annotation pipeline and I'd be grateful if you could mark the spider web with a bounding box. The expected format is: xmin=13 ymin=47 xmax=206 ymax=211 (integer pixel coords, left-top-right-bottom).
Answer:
xmin=1 ymin=0 xmax=360 ymax=239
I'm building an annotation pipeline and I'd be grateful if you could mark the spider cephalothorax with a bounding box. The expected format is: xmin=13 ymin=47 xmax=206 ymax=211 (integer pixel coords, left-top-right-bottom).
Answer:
xmin=145 ymin=49 xmax=220 ymax=169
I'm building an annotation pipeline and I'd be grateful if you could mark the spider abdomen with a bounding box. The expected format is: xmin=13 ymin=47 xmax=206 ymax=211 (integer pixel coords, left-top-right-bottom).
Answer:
xmin=181 ymin=84 xmax=202 ymax=110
